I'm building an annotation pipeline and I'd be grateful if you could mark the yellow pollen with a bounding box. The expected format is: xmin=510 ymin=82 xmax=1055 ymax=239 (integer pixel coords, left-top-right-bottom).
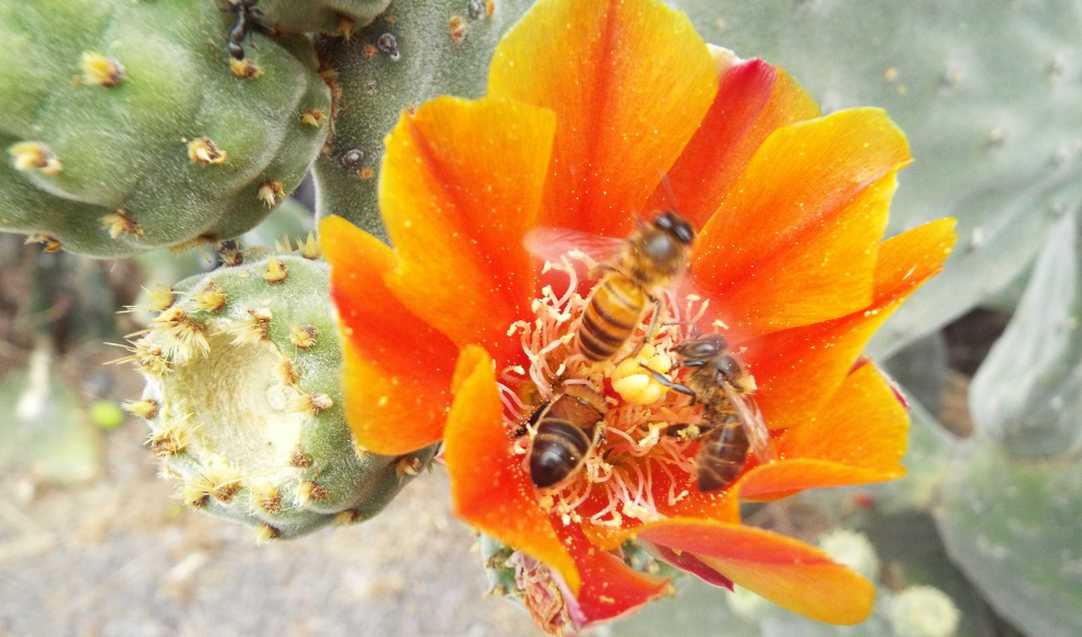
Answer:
xmin=611 ymin=345 xmax=672 ymax=405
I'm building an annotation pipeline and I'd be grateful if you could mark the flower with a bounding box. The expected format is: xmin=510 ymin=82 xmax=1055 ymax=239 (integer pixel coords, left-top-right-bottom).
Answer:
xmin=319 ymin=0 xmax=955 ymax=632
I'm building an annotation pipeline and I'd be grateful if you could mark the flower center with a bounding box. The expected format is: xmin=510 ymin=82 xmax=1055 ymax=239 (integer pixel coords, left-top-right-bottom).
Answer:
xmin=499 ymin=253 xmax=746 ymax=529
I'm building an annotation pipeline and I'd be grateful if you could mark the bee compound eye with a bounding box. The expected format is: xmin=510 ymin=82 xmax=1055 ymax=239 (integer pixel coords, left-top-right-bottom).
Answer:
xmin=655 ymin=212 xmax=672 ymax=228
xmin=717 ymin=355 xmax=741 ymax=379
xmin=673 ymin=219 xmax=694 ymax=244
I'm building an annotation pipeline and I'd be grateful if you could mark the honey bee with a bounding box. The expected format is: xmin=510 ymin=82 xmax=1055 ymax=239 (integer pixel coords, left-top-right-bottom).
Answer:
xmin=525 ymin=384 xmax=609 ymax=489
xmin=644 ymin=335 xmax=775 ymax=492
xmin=527 ymin=211 xmax=695 ymax=361
xmin=578 ymin=211 xmax=694 ymax=361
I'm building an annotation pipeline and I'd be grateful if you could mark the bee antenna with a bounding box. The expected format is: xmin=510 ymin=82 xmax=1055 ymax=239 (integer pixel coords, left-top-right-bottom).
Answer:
xmin=657 ymin=171 xmax=681 ymax=213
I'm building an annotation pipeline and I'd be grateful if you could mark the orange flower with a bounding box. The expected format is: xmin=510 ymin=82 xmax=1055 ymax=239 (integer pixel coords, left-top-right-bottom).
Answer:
xmin=320 ymin=0 xmax=955 ymax=631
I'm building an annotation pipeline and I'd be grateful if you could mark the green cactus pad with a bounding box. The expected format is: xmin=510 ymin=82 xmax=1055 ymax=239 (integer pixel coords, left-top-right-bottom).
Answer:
xmin=312 ymin=0 xmax=532 ymax=236
xmin=937 ymin=210 xmax=1082 ymax=636
xmin=969 ymin=210 xmax=1082 ymax=457
xmin=935 ymin=437 xmax=1082 ymax=637
xmin=122 ymin=255 xmax=429 ymax=539
xmin=249 ymin=0 xmax=391 ymax=35
xmin=0 ymin=0 xmax=330 ymax=258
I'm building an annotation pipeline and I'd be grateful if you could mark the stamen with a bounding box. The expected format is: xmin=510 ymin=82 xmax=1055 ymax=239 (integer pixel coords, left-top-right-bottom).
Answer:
xmin=498 ymin=247 xmax=759 ymax=533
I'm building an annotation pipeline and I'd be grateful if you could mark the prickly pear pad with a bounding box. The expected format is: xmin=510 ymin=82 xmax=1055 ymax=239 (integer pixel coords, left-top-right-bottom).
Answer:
xmin=0 ymin=0 xmax=330 ymax=257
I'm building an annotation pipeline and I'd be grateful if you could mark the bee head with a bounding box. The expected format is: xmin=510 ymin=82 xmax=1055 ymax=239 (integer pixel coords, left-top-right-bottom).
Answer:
xmin=653 ymin=211 xmax=694 ymax=245
xmin=632 ymin=210 xmax=695 ymax=277
xmin=675 ymin=335 xmax=726 ymax=362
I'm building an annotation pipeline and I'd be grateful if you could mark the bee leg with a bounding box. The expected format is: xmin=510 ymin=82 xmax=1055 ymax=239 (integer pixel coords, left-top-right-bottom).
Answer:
xmin=639 ymin=364 xmax=697 ymax=399
xmin=630 ymin=296 xmax=664 ymax=357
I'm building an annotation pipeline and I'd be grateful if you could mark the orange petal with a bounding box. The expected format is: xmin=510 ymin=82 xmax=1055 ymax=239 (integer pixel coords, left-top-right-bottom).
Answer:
xmin=380 ymin=96 xmax=555 ymax=365
xmin=872 ymin=217 xmax=959 ymax=301
xmin=637 ymin=518 xmax=875 ymax=624
xmin=488 ymin=0 xmax=718 ymax=236
xmin=649 ymin=59 xmax=819 ymax=229
xmin=555 ymin=522 xmax=671 ymax=626
xmin=693 ymin=108 xmax=911 ymax=337
xmin=443 ymin=345 xmax=579 ymax=592
xmin=320 ymin=216 xmax=458 ymax=455
xmin=736 ymin=459 xmax=905 ymax=502
xmin=780 ymin=363 xmax=909 ymax=470
xmin=742 ymin=218 xmax=957 ymax=432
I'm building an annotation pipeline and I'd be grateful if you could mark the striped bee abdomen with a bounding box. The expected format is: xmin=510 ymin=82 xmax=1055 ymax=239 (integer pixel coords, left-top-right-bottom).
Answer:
xmin=695 ymin=419 xmax=750 ymax=492
xmin=577 ymin=275 xmax=647 ymax=361
xmin=529 ymin=419 xmax=594 ymax=489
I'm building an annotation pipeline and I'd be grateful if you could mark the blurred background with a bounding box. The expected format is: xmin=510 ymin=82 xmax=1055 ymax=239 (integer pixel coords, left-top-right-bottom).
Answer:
xmin=2 ymin=1 xmax=1081 ymax=636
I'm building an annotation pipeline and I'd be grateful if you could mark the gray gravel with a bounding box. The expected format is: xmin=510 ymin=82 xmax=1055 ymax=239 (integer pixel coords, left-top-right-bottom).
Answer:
xmin=0 ymin=424 xmax=540 ymax=637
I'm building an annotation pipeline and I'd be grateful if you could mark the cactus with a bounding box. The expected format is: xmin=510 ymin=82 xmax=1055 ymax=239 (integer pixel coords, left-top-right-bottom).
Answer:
xmin=934 ymin=210 xmax=1082 ymax=637
xmin=0 ymin=0 xmax=330 ymax=257
xmin=313 ymin=0 xmax=533 ymax=235
xmin=249 ymin=0 xmax=392 ymax=35
xmin=969 ymin=210 xmax=1082 ymax=457
xmin=668 ymin=0 xmax=1082 ymax=358
xmin=121 ymin=254 xmax=431 ymax=539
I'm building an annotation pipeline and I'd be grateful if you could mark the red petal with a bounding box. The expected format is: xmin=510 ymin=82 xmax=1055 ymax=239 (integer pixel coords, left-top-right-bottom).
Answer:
xmin=555 ymin=522 xmax=671 ymax=627
xmin=650 ymin=58 xmax=819 ymax=229
xmin=645 ymin=541 xmax=734 ymax=590
xmin=638 ymin=518 xmax=875 ymax=624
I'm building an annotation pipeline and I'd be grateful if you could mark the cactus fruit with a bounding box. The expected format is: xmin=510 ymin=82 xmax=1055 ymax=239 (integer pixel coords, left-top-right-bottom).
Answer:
xmin=121 ymin=255 xmax=430 ymax=539
xmin=817 ymin=529 xmax=880 ymax=581
xmin=245 ymin=0 xmax=392 ymax=36
xmin=313 ymin=0 xmax=532 ymax=235
xmin=668 ymin=0 xmax=1082 ymax=358
xmin=887 ymin=586 xmax=961 ymax=637
xmin=0 ymin=0 xmax=330 ymax=257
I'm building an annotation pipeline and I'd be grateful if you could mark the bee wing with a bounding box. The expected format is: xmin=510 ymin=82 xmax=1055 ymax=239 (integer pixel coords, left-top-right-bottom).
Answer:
xmin=722 ymin=383 xmax=776 ymax=463
xmin=523 ymin=226 xmax=626 ymax=265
